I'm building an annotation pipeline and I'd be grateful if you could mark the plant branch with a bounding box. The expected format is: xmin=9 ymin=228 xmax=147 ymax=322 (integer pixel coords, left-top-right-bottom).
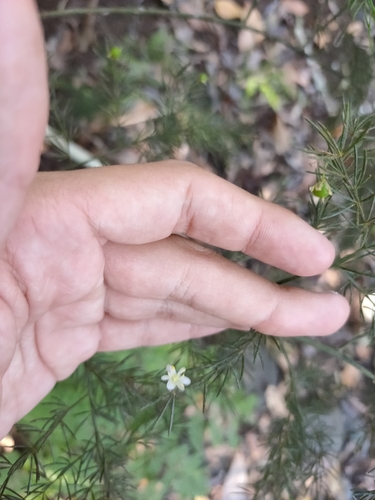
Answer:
xmin=40 ymin=7 xmax=305 ymax=55
xmin=45 ymin=126 xmax=103 ymax=168
xmin=295 ymin=336 xmax=375 ymax=382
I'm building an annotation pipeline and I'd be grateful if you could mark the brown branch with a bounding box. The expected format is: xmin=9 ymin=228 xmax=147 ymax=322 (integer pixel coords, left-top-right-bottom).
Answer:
xmin=40 ymin=6 xmax=305 ymax=55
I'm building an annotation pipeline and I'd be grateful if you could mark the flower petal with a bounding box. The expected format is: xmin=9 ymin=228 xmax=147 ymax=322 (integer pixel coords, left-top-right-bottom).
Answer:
xmin=166 ymin=380 xmax=176 ymax=391
xmin=176 ymin=380 xmax=185 ymax=391
xmin=181 ymin=376 xmax=191 ymax=386
xmin=177 ymin=367 xmax=186 ymax=376
xmin=161 ymin=375 xmax=169 ymax=381
xmin=167 ymin=365 xmax=176 ymax=376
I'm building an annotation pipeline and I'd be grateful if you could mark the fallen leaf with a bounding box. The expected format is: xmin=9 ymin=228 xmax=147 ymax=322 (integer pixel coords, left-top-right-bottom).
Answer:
xmin=245 ymin=432 xmax=267 ymax=462
xmin=46 ymin=25 xmax=76 ymax=71
xmin=272 ymin=114 xmax=291 ymax=155
xmin=238 ymin=8 xmax=265 ymax=52
xmin=324 ymin=458 xmax=346 ymax=498
xmin=0 ymin=435 xmax=14 ymax=453
xmin=267 ymin=114 xmax=292 ymax=155
xmin=265 ymin=384 xmax=289 ymax=418
xmin=178 ymin=0 xmax=205 ymax=15
xmin=355 ymin=344 xmax=372 ymax=363
xmin=113 ymin=148 xmax=141 ymax=165
xmin=221 ymin=451 xmax=248 ymax=500
xmin=282 ymin=62 xmax=311 ymax=88
xmin=214 ymin=0 xmax=244 ymax=20
xmin=340 ymin=363 xmax=362 ymax=389
xmin=115 ymin=101 xmax=159 ymax=127
xmin=317 ymin=268 xmax=343 ymax=288
xmin=314 ymin=31 xmax=331 ymax=49
xmin=79 ymin=0 xmax=99 ymax=52
xmin=347 ymin=21 xmax=364 ymax=37
xmin=281 ymin=0 xmax=309 ymax=17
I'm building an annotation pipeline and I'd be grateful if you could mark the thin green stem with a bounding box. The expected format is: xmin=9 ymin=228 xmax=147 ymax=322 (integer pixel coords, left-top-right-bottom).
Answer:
xmin=276 ymin=274 xmax=299 ymax=285
xmin=295 ymin=336 xmax=375 ymax=382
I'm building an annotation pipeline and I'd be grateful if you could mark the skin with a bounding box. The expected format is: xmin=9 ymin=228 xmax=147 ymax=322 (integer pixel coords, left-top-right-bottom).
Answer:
xmin=0 ymin=1 xmax=350 ymax=438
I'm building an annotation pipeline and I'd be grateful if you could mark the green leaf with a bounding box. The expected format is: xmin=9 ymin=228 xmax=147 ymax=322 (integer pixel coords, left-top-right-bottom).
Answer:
xmin=259 ymin=82 xmax=281 ymax=111
xmin=245 ymin=75 xmax=261 ymax=97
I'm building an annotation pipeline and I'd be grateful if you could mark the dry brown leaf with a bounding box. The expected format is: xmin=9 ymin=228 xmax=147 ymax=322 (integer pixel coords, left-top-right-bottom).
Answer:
xmin=46 ymin=26 xmax=75 ymax=71
xmin=323 ymin=458 xmax=346 ymax=498
xmin=221 ymin=451 xmax=248 ymax=500
xmin=244 ymin=7 xmax=264 ymax=29
xmin=265 ymin=384 xmax=289 ymax=418
xmin=178 ymin=0 xmax=209 ymax=31
xmin=340 ymin=363 xmax=362 ymax=389
xmin=79 ymin=0 xmax=99 ymax=52
xmin=0 ymin=435 xmax=15 ymax=453
xmin=214 ymin=0 xmax=244 ymax=20
xmin=327 ymin=20 xmax=339 ymax=32
xmin=314 ymin=31 xmax=331 ymax=49
xmin=238 ymin=8 xmax=265 ymax=52
xmin=282 ymin=62 xmax=310 ymax=88
xmin=260 ymin=182 xmax=278 ymax=202
xmin=115 ymin=101 xmax=159 ymax=128
xmin=178 ymin=0 xmax=205 ymax=15
xmin=113 ymin=148 xmax=141 ymax=165
xmin=317 ymin=268 xmax=343 ymax=288
xmin=245 ymin=432 xmax=267 ymax=462
xmin=271 ymin=115 xmax=291 ymax=155
xmin=281 ymin=0 xmax=309 ymax=17
xmin=355 ymin=344 xmax=372 ymax=363
xmin=347 ymin=21 xmax=364 ymax=37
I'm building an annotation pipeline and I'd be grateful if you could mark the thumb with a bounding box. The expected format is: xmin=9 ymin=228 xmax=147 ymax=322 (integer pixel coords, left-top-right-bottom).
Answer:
xmin=0 ymin=0 xmax=48 ymax=244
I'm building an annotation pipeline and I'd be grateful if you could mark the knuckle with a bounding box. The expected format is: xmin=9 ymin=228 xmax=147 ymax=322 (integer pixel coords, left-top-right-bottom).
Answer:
xmin=252 ymin=283 xmax=281 ymax=334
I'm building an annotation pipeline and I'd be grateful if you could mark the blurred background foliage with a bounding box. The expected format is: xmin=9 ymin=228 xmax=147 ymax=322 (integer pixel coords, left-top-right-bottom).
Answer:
xmin=2 ymin=0 xmax=375 ymax=499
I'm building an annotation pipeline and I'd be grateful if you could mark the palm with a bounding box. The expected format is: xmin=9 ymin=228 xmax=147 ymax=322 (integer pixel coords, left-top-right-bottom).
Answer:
xmin=2 ymin=184 xmax=105 ymax=431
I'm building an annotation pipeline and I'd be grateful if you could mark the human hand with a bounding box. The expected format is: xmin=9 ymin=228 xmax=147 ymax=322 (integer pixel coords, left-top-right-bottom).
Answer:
xmin=0 ymin=1 xmax=349 ymax=438
xmin=0 ymin=162 xmax=349 ymax=436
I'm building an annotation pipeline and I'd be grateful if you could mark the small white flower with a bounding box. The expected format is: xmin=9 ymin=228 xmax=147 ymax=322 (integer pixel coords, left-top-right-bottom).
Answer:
xmin=161 ymin=364 xmax=191 ymax=392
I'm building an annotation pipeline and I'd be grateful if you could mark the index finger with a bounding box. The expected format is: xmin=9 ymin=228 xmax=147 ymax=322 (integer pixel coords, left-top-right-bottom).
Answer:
xmin=39 ymin=161 xmax=334 ymax=276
